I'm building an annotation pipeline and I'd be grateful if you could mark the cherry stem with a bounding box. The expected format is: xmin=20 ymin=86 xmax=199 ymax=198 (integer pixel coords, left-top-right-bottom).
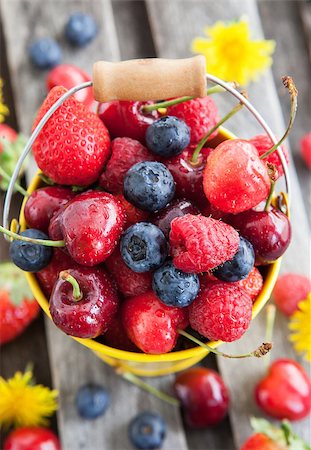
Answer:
xmin=141 ymin=84 xmax=237 ymax=113
xmin=178 ymin=329 xmax=272 ymax=359
xmin=260 ymin=76 xmax=298 ymax=160
xmin=264 ymin=304 xmax=276 ymax=370
xmin=264 ymin=180 xmax=275 ymax=212
xmin=0 ymin=167 xmax=29 ymax=197
xmin=191 ymin=101 xmax=244 ymax=164
xmin=116 ymin=368 xmax=180 ymax=407
xmin=0 ymin=225 xmax=65 ymax=247
xmin=59 ymin=271 xmax=83 ymax=301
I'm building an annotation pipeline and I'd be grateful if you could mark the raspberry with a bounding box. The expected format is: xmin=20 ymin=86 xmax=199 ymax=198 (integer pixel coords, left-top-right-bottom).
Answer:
xmin=99 ymin=137 xmax=155 ymax=193
xmin=300 ymin=132 xmax=311 ymax=169
xmin=249 ymin=134 xmax=289 ymax=178
xmin=189 ymin=282 xmax=252 ymax=342
xmin=236 ymin=267 xmax=263 ymax=301
xmin=105 ymin=248 xmax=152 ymax=297
xmin=115 ymin=194 xmax=149 ymax=227
xmin=168 ymin=97 xmax=219 ymax=145
xmin=170 ymin=214 xmax=239 ymax=272
xmin=273 ymin=273 xmax=311 ymax=316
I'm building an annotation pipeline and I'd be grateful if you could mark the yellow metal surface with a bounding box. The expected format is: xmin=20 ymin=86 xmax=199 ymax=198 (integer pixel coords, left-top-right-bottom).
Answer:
xmin=19 ymin=127 xmax=282 ymax=376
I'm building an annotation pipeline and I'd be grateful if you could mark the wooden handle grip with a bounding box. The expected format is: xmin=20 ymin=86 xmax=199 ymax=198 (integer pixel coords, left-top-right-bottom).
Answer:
xmin=92 ymin=56 xmax=207 ymax=102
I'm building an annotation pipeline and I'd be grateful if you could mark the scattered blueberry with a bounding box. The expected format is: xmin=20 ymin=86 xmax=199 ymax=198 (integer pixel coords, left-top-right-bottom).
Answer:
xmin=120 ymin=223 xmax=168 ymax=273
xmin=9 ymin=229 xmax=52 ymax=272
xmin=129 ymin=411 xmax=166 ymax=450
xmin=213 ymin=236 xmax=255 ymax=282
xmin=29 ymin=38 xmax=62 ymax=70
xmin=152 ymin=260 xmax=200 ymax=307
xmin=65 ymin=12 xmax=98 ymax=47
xmin=146 ymin=116 xmax=190 ymax=158
xmin=75 ymin=383 xmax=110 ymax=419
xmin=124 ymin=162 xmax=175 ymax=212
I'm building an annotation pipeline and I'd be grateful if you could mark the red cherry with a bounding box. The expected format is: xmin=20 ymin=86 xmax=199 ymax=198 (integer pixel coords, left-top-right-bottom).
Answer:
xmin=4 ymin=427 xmax=60 ymax=450
xmin=203 ymin=139 xmax=271 ymax=214
xmin=98 ymin=101 xmax=159 ymax=143
xmin=49 ymin=267 xmax=119 ymax=338
xmin=48 ymin=209 xmax=64 ymax=241
xmin=121 ymin=291 xmax=188 ymax=354
xmin=24 ymin=186 xmax=75 ymax=233
xmin=46 ymin=64 xmax=94 ymax=109
xmin=152 ymin=198 xmax=199 ymax=238
xmin=60 ymin=191 xmax=126 ymax=266
xmin=255 ymin=359 xmax=311 ymax=421
xmin=165 ymin=146 xmax=213 ymax=206
xmin=300 ymin=132 xmax=311 ymax=169
xmin=174 ymin=367 xmax=229 ymax=428
xmin=230 ymin=208 xmax=291 ymax=265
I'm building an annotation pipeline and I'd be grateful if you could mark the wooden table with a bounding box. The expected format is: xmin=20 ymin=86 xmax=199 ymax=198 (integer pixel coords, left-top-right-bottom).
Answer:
xmin=1 ymin=1 xmax=310 ymax=449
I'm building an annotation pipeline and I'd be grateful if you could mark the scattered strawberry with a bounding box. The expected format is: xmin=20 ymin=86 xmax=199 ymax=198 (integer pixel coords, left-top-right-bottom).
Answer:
xmin=32 ymin=86 xmax=110 ymax=186
xmin=0 ymin=123 xmax=17 ymax=150
xmin=0 ymin=262 xmax=40 ymax=345
xmin=241 ymin=433 xmax=285 ymax=450
xmin=168 ymin=97 xmax=219 ymax=145
xmin=99 ymin=137 xmax=155 ymax=193
xmin=170 ymin=214 xmax=239 ymax=272
xmin=273 ymin=273 xmax=311 ymax=316
xmin=98 ymin=100 xmax=159 ymax=143
xmin=300 ymin=132 xmax=311 ymax=169
xmin=121 ymin=291 xmax=188 ymax=354
xmin=255 ymin=359 xmax=311 ymax=421
xmin=105 ymin=248 xmax=152 ymax=297
xmin=189 ymin=282 xmax=252 ymax=341
xmin=249 ymin=135 xmax=289 ymax=179
xmin=46 ymin=63 xmax=94 ymax=109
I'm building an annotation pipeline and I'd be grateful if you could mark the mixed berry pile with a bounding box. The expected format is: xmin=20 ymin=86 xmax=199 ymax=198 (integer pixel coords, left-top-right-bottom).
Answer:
xmin=8 ymin=84 xmax=293 ymax=355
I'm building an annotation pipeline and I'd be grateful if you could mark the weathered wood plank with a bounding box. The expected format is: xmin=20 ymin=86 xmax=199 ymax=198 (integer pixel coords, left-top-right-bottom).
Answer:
xmin=299 ymin=0 xmax=311 ymax=61
xmin=1 ymin=1 xmax=189 ymax=449
xmin=146 ymin=0 xmax=311 ymax=447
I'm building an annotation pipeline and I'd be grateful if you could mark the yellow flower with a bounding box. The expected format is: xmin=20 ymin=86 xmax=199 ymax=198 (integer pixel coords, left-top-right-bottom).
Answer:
xmin=0 ymin=370 xmax=58 ymax=428
xmin=191 ymin=18 xmax=275 ymax=86
xmin=0 ymin=78 xmax=10 ymax=123
xmin=289 ymin=293 xmax=311 ymax=362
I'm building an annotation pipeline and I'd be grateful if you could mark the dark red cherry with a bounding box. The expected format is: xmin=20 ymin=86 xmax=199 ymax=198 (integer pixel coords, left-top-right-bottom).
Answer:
xmin=101 ymin=314 xmax=139 ymax=352
xmin=152 ymin=198 xmax=199 ymax=238
xmin=49 ymin=267 xmax=119 ymax=338
xmin=174 ymin=367 xmax=229 ymax=428
xmin=230 ymin=208 xmax=291 ymax=265
xmin=48 ymin=209 xmax=64 ymax=241
xmin=24 ymin=186 xmax=75 ymax=232
xmin=165 ymin=146 xmax=213 ymax=207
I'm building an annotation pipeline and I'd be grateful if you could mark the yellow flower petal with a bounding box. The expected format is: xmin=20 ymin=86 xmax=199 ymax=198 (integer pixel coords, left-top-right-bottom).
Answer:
xmin=0 ymin=370 xmax=58 ymax=429
xmin=289 ymin=293 xmax=311 ymax=362
xmin=191 ymin=18 xmax=275 ymax=86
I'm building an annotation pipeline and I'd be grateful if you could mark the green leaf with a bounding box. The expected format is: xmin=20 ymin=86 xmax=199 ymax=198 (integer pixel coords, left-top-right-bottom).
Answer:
xmin=0 ymin=262 xmax=34 ymax=305
xmin=0 ymin=134 xmax=28 ymax=190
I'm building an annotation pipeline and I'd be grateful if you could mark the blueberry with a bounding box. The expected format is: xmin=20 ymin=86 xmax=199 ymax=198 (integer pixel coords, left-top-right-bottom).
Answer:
xmin=124 ymin=162 xmax=175 ymax=212
xmin=129 ymin=411 xmax=166 ymax=450
xmin=152 ymin=260 xmax=200 ymax=307
xmin=9 ymin=229 xmax=52 ymax=272
xmin=65 ymin=12 xmax=98 ymax=47
xmin=120 ymin=223 xmax=168 ymax=273
xmin=29 ymin=38 xmax=62 ymax=69
xmin=75 ymin=383 xmax=110 ymax=419
xmin=213 ymin=237 xmax=255 ymax=282
xmin=146 ymin=116 xmax=190 ymax=158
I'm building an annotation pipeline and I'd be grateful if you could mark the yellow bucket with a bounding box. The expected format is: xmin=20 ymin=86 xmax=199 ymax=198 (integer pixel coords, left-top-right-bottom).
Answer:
xmin=19 ymin=127 xmax=281 ymax=377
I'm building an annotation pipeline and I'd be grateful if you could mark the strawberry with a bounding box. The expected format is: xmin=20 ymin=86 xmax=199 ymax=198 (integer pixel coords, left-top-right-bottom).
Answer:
xmin=115 ymin=194 xmax=149 ymax=227
xmin=32 ymin=86 xmax=110 ymax=186
xmin=0 ymin=262 xmax=40 ymax=345
xmin=0 ymin=124 xmax=27 ymax=191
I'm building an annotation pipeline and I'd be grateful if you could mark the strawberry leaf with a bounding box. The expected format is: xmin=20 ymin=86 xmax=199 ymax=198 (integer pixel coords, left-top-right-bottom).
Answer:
xmin=0 ymin=262 xmax=34 ymax=305
xmin=0 ymin=134 xmax=28 ymax=190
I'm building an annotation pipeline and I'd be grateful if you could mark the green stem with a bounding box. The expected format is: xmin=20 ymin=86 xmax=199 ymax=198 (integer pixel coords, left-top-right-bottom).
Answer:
xmin=260 ymin=76 xmax=298 ymax=160
xmin=178 ymin=329 xmax=272 ymax=359
xmin=59 ymin=271 xmax=83 ymax=301
xmin=264 ymin=180 xmax=275 ymax=212
xmin=119 ymin=370 xmax=180 ymax=407
xmin=0 ymin=225 xmax=65 ymax=247
xmin=141 ymin=84 xmax=235 ymax=113
xmin=191 ymin=101 xmax=244 ymax=164
xmin=264 ymin=305 xmax=276 ymax=370
xmin=0 ymin=167 xmax=29 ymax=197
